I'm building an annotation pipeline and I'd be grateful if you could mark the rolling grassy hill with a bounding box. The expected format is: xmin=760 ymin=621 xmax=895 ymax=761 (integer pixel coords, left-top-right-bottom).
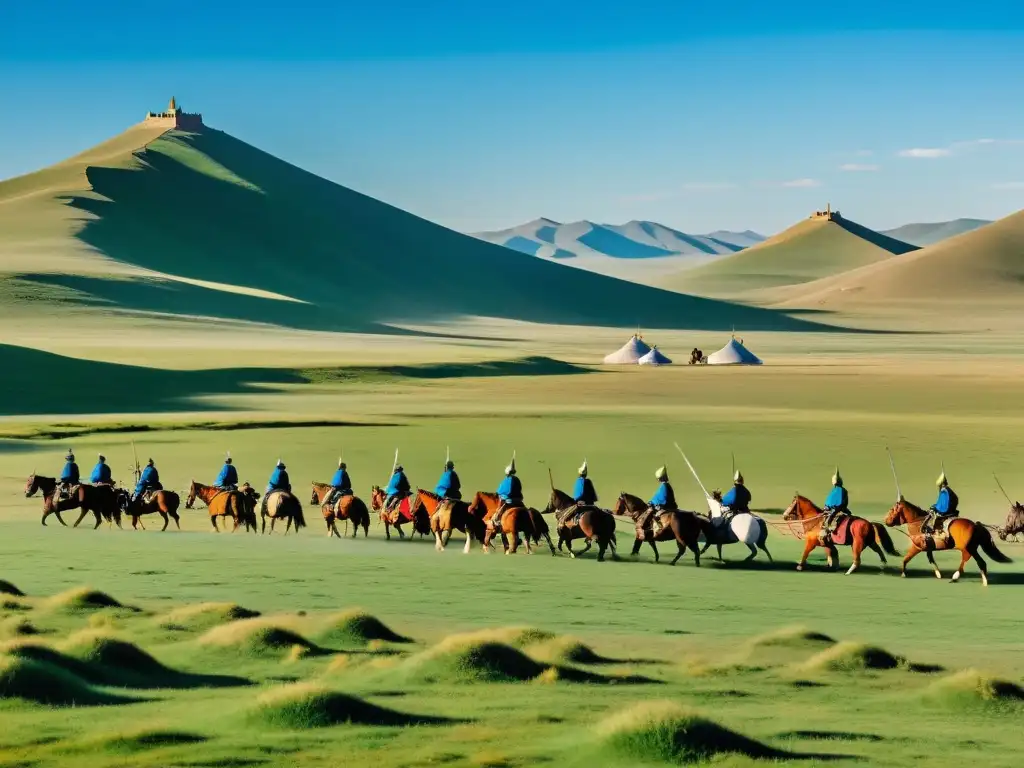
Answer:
xmin=657 ymin=215 xmax=917 ymax=298
xmin=881 ymin=218 xmax=991 ymax=247
xmin=0 ymin=125 xmax=821 ymax=347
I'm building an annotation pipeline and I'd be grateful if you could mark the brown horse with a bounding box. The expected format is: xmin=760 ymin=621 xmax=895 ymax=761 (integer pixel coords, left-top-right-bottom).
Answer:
xmin=24 ymin=474 xmax=121 ymax=529
xmin=612 ymin=492 xmax=707 ymax=566
xmin=543 ymin=488 xmax=617 ymax=561
xmin=467 ymin=491 xmax=556 ymax=555
xmin=885 ymin=498 xmax=1011 ymax=585
xmin=185 ymin=481 xmax=257 ymax=533
xmin=116 ymin=488 xmax=181 ymax=531
xmin=409 ymin=489 xmax=485 ymax=553
xmin=998 ymin=502 xmax=1024 ymax=542
xmin=310 ymin=483 xmax=370 ymax=538
xmin=260 ymin=490 xmax=306 ymax=534
xmin=370 ymin=486 xmax=430 ymax=540
xmin=783 ymin=495 xmax=899 ymax=574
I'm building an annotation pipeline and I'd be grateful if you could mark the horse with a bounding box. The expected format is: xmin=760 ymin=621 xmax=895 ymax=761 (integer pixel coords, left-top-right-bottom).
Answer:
xmin=467 ymin=491 xmax=555 ymax=555
xmin=409 ymin=489 xmax=485 ymax=553
xmin=702 ymin=492 xmax=772 ymax=562
xmin=310 ymin=483 xmax=370 ymax=538
xmin=370 ymin=486 xmax=430 ymax=541
xmin=260 ymin=489 xmax=306 ymax=534
xmin=542 ymin=487 xmax=617 ymax=561
xmin=612 ymin=492 xmax=708 ymax=566
xmin=185 ymin=481 xmax=257 ymax=533
xmin=782 ymin=495 xmax=899 ymax=574
xmin=885 ymin=498 xmax=1011 ymax=585
xmin=998 ymin=502 xmax=1024 ymax=542
xmin=116 ymin=488 xmax=181 ymax=531
xmin=24 ymin=474 xmax=121 ymax=529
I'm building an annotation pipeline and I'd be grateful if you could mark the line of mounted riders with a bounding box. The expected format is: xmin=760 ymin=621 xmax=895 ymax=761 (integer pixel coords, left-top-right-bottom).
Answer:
xmin=22 ymin=449 xmax=1024 ymax=583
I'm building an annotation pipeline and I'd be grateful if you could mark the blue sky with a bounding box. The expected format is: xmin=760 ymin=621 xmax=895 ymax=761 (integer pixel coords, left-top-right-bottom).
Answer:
xmin=2 ymin=1 xmax=1024 ymax=235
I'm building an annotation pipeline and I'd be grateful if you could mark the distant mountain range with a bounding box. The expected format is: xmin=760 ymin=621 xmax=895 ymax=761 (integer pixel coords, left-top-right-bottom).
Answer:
xmin=879 ymin=218 xmax=991 ymax=247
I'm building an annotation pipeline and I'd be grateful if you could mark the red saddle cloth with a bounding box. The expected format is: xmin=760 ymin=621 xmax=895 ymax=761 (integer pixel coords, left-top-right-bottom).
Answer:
xmin=398 ymin=497 xmax=413 ymax=521
xmin=831 ymin=516 xmax=853 ymax=545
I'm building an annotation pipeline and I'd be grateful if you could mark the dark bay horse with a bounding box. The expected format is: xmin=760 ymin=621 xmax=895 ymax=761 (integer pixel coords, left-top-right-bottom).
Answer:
xmin=409 ymin=489 xmax=485 ymax=553
xmin=260 ymin=490 xmax=306 ymax=534
xmin=998 ymin=502 xmax=1024 ymax=543
xmin=310 ymin=483 xmax=370 ymax=538
xmin=185 ymin=481 xmax=257 ymax=533
xmin=116 ymin=488 xmax=181 ymax=531
xmin=543 ymin=488 xmax=617 ymax=561
xmin=612 ymin=492 xmax=707 ymax=566
xmin=885 ymin=498 xmax=1011 ymax=585
xmin=783 ymin=495 xmax=899 ymax=574
xmin=468 ymin=491 xmax=556 ymax=555
xmin=370 ymin=486 xmax=430 ymax=540
xmin=25 ymin=474 xmax=121 ymax=529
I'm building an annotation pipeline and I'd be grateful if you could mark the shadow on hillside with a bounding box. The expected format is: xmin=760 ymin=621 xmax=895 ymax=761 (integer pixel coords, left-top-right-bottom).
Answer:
xmin=61 ymin=129 xmax=843 ymax=334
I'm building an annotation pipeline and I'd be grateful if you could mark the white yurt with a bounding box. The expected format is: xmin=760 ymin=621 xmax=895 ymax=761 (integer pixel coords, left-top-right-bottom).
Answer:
xmin=603 ymin=334 xmax=652 ymax=364
xmin=638 ymin=346 xmax=672 ymax=366
xmin=707 ymin=336 xmax=762 ymax=365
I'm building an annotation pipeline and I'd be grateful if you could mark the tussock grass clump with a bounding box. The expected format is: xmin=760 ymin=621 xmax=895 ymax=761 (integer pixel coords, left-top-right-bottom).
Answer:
xmin=92 ymin=729 xmax=207 ymax=753
xmin=921 ymin=669 xmax=1024 ymax=709
xmin=0 ymin=617 xmax=40 ymax=638
xmin=441 ymin=627 xmax=556 ymax=649
xmin=799 ymin=642 xmax=901 ymax=673
xmin=0 ymin=580 xmax=25 ymax=597
xmin=46 ymin=587 xmax=126 ymax=613
xmin=249 ymin=682 xmax=444 ymax=728
xmin=405 ymin=636 xmax=546 ymax=683
xmin=156 ymin=602 xmax=261 ymax=631
xmin=527 ymin=636 xmax=609 ymax=666
xmin=199 ymin=619 xmax=319 ymax=658
xmin=0 ymin=655 xmax=129 ymax=706
xmin=316 ymin=610 xmax=411 ymax=648
xmin=600 ymin=701 xmax=785 ymax=763
xmin=60 ymin=631 xmax=172 ymax=678
xmin=749 ymin=626 xmax=835 ymax=649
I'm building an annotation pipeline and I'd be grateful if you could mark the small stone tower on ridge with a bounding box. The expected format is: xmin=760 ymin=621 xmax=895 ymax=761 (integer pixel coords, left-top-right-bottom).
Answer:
xmin=143 ymin=97 xmax=204 ymax=130
xmin=810 ymin=203 xmax=841 ymax=221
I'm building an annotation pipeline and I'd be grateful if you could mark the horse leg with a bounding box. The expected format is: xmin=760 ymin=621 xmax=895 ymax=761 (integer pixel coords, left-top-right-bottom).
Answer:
xmin=796 ymin=537 xmax=816 ymax=571
xmin=648 ymin=539 xmax=660 ymax=563
xmin=827 ymin=544 xmax=839 ymax=570
xmin=744 ymin=543 xmax=757 ymax=562
xmin=434 ymin=529 xmax=443 ymax=551
xmin=384 ymin=521 xmax=391 ymax=541
xmin=716 ymin=543 xmax=724 ymax=561
xmin=866 ymin=541 xmax=887 ymax=571
xmin=397 ymin=522 xmax=406 ymax=540
xmin=951 ymin=549 xmax=974 ymax=583
xmin=73 ymin=509 xmax=89 ymax=528
xmin=597 ymin=539 xmax=607 ymax=562
xmin=670 ymin=542 xmax=685 ymax=565
xmin=443 ymin=529 xmax=453 ymax=548
xmin=172 ymin=511 xmax=181 ymax=530
xmin=463 ymin=528 xmax=473 ymax=554
xmin=160 ymin=512 xmax=169 ymax=532
xmin=900 ymin=543 xmax=923 ymax=577
xmin=565 ymin=537 xmax=575 ymax=558
xmin=846 ymin=539 xmax=863 ymax=575
xmin=925 ymin=550 xmax=942 ymax=579
xmin=699 ymin=542 xmax=712 ymax=554
xmin=92 ymin=510 xmax=102 ymax=530
xmin=284 ymin=518 xmax=292 ymax=535
xmin=630 ymin=537 xmax=642 ymax=557
xmin=971 ymin=546 xmax=989 ymax=587
xmin=544 ymin=532 xmax=556 ymax=555
xmin=211 ymin=515 xmax=220 ymax=532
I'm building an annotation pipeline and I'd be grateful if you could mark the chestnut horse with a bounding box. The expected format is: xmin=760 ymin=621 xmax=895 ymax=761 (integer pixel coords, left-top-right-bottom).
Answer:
xmin=370 ymin=486 xmax=430 ymax=540
xmin=467 ymin=491 xmax=556 ymax=555
xmin=25 ymin=474 xmax=121 ymax=529
xmin=260 ymin=490 xmax=306 ymax=534
xmin=885 ymin=498 xmax=1011 ymax=585
xmin=998 ymin=502 xmax=1024 ymax=543
xmin=185 ymin=481 xmax=257 ymax=533
xmin=409 ymin=489 xmax=485 ymax=553
xmin=310 ymin=483 xmax=370 ymax=538
xmin=612 ymin=492 xmax=708 ymax=566
xmin=543 ymin=488 xmax=617 ymax=561
xmin=115 ymin=488 xmax=181 ymax=531
xmin=783 ymin=495 xmax=899 ymax=574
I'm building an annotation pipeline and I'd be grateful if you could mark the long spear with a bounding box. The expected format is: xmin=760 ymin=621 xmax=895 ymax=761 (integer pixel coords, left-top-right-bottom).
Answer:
xmin=673 ymin=442 xmax=711 ymax=500
xmin=993 ymin=473 xmax=1014 ymax=505
xmin=131 ymin=440 xmax=141 ymax=485
xmin=885 ymin=445 xmax=902 ymax=501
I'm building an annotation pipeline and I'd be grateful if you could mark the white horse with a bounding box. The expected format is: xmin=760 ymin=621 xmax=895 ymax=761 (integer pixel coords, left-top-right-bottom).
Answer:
xmin=699 ymin=495 xmax=772 ymax=562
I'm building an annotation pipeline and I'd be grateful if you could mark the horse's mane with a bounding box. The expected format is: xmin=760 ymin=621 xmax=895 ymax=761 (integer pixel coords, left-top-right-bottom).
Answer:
xmin=896 ymin=498 xmax=928 ymax=517
xmin=551 ymin=487 xmax=574 ymax=504
xmin=417 ymin=488 xmax=442 ymax=501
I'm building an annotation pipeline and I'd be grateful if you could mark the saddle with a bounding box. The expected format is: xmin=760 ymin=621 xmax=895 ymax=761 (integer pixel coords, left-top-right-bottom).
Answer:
xmin=58 ymin=483 xmax=80 ymax=501
xmin=820 ymin=514 xmax=852 ymax=546
xmin=558 ymin=505 xmax=584 ymax=527
xmin=385 ymin=496 xmax=413 ymax=521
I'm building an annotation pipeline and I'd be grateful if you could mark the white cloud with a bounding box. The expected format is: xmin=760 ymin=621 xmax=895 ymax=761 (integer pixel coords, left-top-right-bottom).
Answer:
xmin=781 ymin=178 xmax=821 ymax=188
xmin=840 ymin=163 xmax=880 ymax=172
xmin=992 ymin=181 xmax=1024 ymax=190
xmin=899 ymin=147 xmax=951 ymax=158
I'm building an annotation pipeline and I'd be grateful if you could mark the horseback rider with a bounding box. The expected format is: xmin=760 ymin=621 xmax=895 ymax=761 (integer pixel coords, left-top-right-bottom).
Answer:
xmin=925 ymin=469 xmax=959 ymax=536
xmin=326 ymin=459 xmax=353 ymax=507
xmin=821 ymin=468 xmax=850 ymax=539
xmin=59 ymin=450 xmax=80 ymax=500
xmin=384 ymin=463 xmax=411 ymax=514
xmin=214 ymin=453 xmax=238 ymax=491
xmin=490 ymin=456 xmax=523 ymax=530
xmin=645 ymin=466 xmax=676 ymax=532
xmin=564 ymin=459 xmax=597 ymax=525
xmin=435 ymin=459 xmax=462 ymax=501
xmin=89 ymin=454 xmax=114 ymax=486
xmin=133 ymin=458 xmax=161 ymax=503
xmin=262 ymin=459 xmax=291 ymax=515
xmin=719 ymin=470 xmax=751 ymax=521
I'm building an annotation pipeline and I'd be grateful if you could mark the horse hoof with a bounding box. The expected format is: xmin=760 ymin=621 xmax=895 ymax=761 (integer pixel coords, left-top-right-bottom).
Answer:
xmin=951 ymin=572 xmax=961 ymax=583
xmin=934 ymin=570 xmax=942 ymax=579
xmin=901 ymin=572 xmax=907 ymax=578
xmin=795 ymin=565 xmax=803 ymax=571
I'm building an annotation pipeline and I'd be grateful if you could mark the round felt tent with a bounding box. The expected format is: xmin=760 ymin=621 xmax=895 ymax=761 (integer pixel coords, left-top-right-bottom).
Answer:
xmin=602 ymin=334 xmax=652 ymax=364
xmin=638 ymin=346 xmax=672 ymax=366
xmin=707 ymin=337 xmax=762 ymax=365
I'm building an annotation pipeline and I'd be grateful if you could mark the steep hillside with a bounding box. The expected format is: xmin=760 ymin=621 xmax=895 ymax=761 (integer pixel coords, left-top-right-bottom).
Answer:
xmin=0 ymin=127 xmax=821 ymax=340
xmin=881 ymin=218 xmax=991 ymax=247
xmin=658 ymin=215 xmax=917 ymax=298
xmin=780 ymin=208 xmax=1024 ymax=310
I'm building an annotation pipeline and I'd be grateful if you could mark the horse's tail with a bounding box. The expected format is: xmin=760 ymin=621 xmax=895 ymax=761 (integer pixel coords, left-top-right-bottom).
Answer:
xmin=756 ymin=518 xmax=769 ymax=547
xmin=872 ymin=523 xmax=900 ymax=556
xmin=978 ymin=526 xmax=1012 ymax=563
xmin=292 ymin=497 xmax=307 ymax=529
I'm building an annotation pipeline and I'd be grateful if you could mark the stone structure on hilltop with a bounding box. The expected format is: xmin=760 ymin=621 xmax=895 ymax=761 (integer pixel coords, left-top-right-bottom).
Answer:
xmin=143 ymin=97 xmax=204 ymax=130
xmin=810 ymin=203 xmax=841 ymax=221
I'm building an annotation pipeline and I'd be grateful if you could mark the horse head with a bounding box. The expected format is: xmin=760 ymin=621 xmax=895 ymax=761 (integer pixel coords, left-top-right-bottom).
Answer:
xmin=310 ymin=483 xmax=323 ymax=506
xmin=24 ymin=473 xmax=38 ymax=498
xmin=369 ymin=485 xmax=385 ymax=511
xmin=885 ymin=497 xmax=922 ymax=527
xmin=185 ymin=480 xmax=198 ymax=509
xmin=998 ymin=502 xmax=1024 ymax=540
xmin=782 ymin=495 xmax=816 ymax=521
xmin=544 ymin=487 xmax=572 ymax=515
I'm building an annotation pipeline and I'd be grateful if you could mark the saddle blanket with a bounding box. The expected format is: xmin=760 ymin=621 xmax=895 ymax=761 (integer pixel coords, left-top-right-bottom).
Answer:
xmin=822 ymin=516 xmax=852 ymax=546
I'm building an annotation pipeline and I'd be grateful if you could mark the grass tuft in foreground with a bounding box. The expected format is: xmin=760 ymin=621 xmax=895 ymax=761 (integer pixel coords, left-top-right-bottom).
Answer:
xmin=920 ymin=669 xmax=1024 ymax=710
xmin=198 ymin=619 xmax=320 ymax=658
xmin=315 ymin=609 xmax=412 ymax=648
xmin=0 ymin=654 xmax=133 ymax=706
xmin=46 ymin=586 xmax=128 ymax=613
xmin=405 ymin=636 xmax=547 ymax=683
xmin=0 ymin=579 xmax=25 ymax=597
xmin=156 ymin=602 xmax=261 ymax=632
xmin=248 ymin=682 xmax=449 ymax=728
xmin=799 ymin=641 xmax=901 ymax=672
